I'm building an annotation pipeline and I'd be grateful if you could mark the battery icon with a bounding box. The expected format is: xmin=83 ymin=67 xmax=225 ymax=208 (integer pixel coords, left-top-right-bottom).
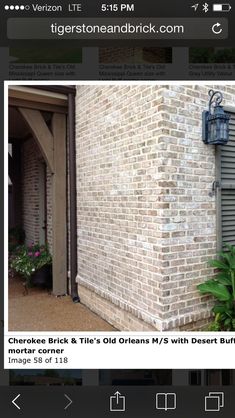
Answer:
xmin=213 ymin=3 xmax=232 ymax=11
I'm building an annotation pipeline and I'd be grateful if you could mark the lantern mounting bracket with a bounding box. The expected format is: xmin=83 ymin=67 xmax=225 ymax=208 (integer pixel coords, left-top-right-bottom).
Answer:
xmin=208 ymin=90 xmax=223 ymax=114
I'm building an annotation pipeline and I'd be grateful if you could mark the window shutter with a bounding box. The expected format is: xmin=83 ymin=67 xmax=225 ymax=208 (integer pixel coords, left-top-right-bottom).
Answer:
xmin=218 ymin=111 xmax=235 ymax=248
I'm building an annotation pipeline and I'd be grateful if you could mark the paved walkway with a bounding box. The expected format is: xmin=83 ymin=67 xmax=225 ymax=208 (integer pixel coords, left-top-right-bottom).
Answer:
xmin=8 ymin=276 xmax=116 ymax=332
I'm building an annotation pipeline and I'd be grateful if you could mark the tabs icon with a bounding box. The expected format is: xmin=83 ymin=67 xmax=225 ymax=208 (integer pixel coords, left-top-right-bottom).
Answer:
xmin=205 ymin=392 xmax=224 ymax=412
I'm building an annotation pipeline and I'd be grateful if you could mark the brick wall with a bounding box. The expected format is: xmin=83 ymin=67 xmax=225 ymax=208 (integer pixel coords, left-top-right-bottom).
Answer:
xmin=22 ymin=138 xmax=41 ymax=246
xmin=22 ymin=138 xmax=53 ymax=251
xmin=158 ymin=85 xmax=235 ymax=330
xmin=75 ymin=84 xmax=235 ymax=331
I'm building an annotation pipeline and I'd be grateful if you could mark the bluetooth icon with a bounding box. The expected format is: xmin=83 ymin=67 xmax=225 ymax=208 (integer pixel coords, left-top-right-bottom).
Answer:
xmin=202 ymin=2 xmax=209 ymax=12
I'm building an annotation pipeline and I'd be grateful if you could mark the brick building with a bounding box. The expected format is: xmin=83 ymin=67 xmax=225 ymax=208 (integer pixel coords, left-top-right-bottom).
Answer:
xmin=8 ymin=84 xmax=235 ymax=331
xmin=99 ymin=47 xmax=172 ymax=63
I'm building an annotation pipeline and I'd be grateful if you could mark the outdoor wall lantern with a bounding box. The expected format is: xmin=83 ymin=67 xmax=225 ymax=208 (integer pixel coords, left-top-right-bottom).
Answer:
xmin=202 ymin=89 xmax=230 ymax=145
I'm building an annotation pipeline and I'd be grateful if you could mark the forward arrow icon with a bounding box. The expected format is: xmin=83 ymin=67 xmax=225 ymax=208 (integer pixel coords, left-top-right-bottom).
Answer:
xmin=64 ymin=394 xmax=73 ymax=410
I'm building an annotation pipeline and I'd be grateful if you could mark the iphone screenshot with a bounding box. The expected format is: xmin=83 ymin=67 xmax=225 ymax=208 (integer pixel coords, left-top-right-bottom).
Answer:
xmin=0 ymin=0 xmax=235 ymax=416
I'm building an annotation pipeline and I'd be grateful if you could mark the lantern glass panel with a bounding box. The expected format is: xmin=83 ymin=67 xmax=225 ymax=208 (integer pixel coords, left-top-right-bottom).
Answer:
xmin=222 ymin=121 xmax=226 ymax=141
xmin=216 ymin=117 xmax=221 ymax=142
xmin=211 ymin=118 xmax=217 ymax=142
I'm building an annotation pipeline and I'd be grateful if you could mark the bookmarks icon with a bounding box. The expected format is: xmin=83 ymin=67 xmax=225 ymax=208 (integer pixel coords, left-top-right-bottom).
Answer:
xmin=156 ymin=393 xmax=177 ymax=411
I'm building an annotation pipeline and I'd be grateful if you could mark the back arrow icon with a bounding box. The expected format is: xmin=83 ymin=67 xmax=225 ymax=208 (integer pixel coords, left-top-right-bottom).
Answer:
xmin=64 ymin=394 xmax=73 ymax=410
xmin=12 ymin=394 xmax=21 ymax=410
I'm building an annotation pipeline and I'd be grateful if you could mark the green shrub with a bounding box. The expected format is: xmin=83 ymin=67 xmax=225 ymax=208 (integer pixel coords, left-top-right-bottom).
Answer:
xmin=197 ymin=244 xmax=235 ymax=331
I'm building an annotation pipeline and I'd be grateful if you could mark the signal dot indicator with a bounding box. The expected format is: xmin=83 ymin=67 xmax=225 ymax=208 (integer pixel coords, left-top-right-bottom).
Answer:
xmin=15 ymin=5 xmax=20 ymax=10
xmin=5 ymin=5 xmax=9 ymax=10
xmin=10 ymin=5 xmax=14 ymax=10
xmin=20 ymin=5 xmax=25 ymax=10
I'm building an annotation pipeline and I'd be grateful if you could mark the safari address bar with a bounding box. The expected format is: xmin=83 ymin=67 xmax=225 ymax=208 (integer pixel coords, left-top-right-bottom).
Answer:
xmin=7 ymin=18 xmax=228 ymax=40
